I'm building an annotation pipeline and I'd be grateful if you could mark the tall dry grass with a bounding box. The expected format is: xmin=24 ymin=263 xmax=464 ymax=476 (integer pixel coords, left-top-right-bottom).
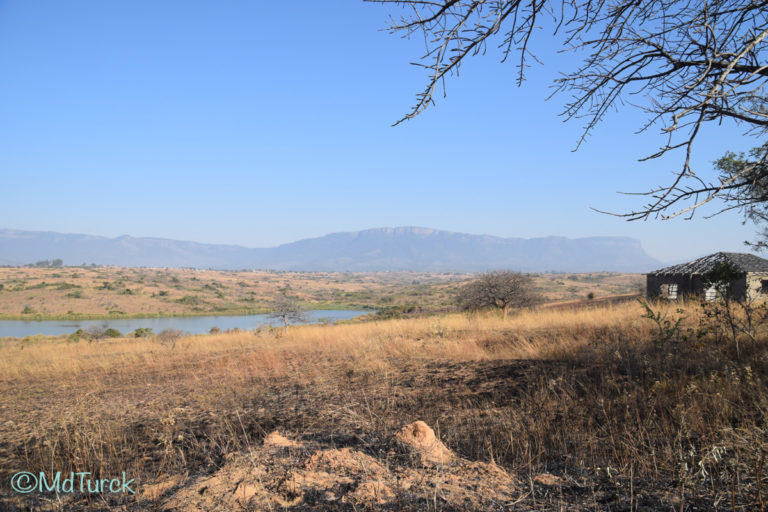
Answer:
xmin=0 ymin=301 xmax=648 ymax=381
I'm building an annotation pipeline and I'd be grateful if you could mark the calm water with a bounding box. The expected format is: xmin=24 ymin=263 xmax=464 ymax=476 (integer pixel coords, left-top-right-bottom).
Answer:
xmin=0 ymin=310 xmax=372 ymax=338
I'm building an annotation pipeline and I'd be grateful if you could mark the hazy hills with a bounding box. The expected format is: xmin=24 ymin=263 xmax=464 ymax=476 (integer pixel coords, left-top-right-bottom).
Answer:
xmin=0 ymin=227 xmax=662 ymax=272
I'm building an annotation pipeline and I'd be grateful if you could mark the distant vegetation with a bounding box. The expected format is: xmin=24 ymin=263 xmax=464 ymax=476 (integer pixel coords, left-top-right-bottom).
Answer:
xmin=26 ymin=258 xmax=63 ymax=268
xmin=0 ymin=266 xmax=643 ymax=320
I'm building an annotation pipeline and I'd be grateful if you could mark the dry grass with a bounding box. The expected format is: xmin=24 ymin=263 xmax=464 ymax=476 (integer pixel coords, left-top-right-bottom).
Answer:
xmin=0 ymin=301 xmax=646 ymax=380
xmin=1 ymin=300 xmax=767 ymax=510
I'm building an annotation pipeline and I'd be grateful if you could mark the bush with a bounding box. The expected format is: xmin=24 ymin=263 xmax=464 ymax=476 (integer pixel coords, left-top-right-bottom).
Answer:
xmin=133 ymin=327 xmax=154 ymax=338
xmin=74 ymin=327 xmax=122 ymax=342
xmin=21 ymin=305 xmax=35 ymax=314
xmin=82 ymin=327 xmax=106 ymax=342
xmin=175 ymin=295 xmax=201 ymax=305
xmin=158 ymin=329 xmax=182 ymax=348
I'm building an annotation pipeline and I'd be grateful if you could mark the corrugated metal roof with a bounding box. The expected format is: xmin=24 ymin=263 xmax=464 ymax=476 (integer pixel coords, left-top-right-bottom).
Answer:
xmin=649 ymin=252 xmax=768 ymax=275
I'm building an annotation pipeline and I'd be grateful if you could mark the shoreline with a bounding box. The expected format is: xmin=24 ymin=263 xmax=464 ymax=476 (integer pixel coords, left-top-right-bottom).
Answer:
xmin=0 ymin=303 xmax=376 ymax=322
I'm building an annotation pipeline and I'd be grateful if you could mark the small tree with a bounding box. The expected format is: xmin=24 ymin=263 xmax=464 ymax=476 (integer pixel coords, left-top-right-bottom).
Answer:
xmin=268 ymin=295 xmax=308 ymax=330
xmin=458 ymin=270 xmax=540 ymax=318
xmin=158 ymin=328 xmax=182 ymax=349
xmin=701 ymin=261 xmax=768 ymax=357
xmin=81 ymin=326 xmax=120 ymax=342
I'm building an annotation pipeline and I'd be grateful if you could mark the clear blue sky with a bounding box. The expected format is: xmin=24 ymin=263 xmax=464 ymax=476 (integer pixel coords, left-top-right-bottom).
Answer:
xmin=0 ymin=1 xmax=762 ymax=263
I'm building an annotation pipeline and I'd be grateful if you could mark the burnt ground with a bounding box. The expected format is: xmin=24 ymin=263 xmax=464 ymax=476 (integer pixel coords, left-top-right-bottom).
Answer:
xmin=2 ymin=357 xmax=766 ymax=511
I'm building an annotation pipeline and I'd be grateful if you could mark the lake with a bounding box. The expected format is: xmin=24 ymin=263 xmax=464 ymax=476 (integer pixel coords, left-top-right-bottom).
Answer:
xmin=0 ymin=310 xmax=372 ymax=338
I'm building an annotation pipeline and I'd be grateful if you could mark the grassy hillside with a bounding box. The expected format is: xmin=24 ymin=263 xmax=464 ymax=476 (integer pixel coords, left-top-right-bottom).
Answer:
xmin=1 ymin=299 xmax=766 ymax=510
xmin=0 ymin=266 xmax=643 ymax=320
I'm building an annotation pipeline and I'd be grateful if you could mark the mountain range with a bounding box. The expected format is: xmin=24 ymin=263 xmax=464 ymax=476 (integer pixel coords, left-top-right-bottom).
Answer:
xmin=0 ymin=227 xmax=662 ymax=272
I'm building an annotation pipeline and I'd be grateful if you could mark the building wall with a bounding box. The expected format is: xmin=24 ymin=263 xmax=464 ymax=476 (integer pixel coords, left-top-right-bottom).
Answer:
xmin=646 ymin=274 xmax=694 ymax=299
xmin=646 ymin=274 xmax=752 ymax=300
xmin=746 ymin=272 xmax=768 ymax=301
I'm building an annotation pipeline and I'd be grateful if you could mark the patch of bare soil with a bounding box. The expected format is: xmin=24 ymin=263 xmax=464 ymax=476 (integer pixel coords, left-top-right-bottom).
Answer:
xmin=161 ymin=421 xmax=518 ymax=511
xmin=264 ymin=430 xmax=303 ymax=448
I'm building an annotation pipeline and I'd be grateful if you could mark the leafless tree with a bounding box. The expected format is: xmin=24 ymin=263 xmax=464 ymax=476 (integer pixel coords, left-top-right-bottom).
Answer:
xmin=268 ymin=295 xmax=308 ymax=329
xmin=458 ymin=270 xmax=540 ymax=317
xmin=158 ymin=328 xmax=182 ymax=349
xmin=371 ymin=0 xmax=768 ymax=221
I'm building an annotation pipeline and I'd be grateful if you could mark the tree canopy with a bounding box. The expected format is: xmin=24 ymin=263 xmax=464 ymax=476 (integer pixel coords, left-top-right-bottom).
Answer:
xmin=373 ymin=0 xmax=768 ymax=223
xmin=457 ymin=270 xmax=540 ymax=317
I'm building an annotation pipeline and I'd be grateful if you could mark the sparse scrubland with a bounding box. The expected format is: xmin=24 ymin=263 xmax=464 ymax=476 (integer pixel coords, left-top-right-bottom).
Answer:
xmin=0 ymin=266 xmax=642 ymax=319
xmin=1 ymin=299 xmax=766 ymax=510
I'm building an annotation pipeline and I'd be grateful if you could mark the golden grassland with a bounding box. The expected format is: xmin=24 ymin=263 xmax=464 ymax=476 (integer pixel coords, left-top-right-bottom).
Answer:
xmin=1 ymin=299 xmax=767 ymax=510
xmin=0 ymin=301 xmax=646 ymax=379
xmin=0 ymin=265 xmax=643 ymax=319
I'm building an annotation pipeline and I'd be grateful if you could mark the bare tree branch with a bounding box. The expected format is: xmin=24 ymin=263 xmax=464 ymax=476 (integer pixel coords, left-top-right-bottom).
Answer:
xmin=371 ymin=0 xmax=768 ymax=221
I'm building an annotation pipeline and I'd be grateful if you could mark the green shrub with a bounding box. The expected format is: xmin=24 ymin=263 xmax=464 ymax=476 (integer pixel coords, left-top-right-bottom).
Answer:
xmin=175 ymin=295 xmax=201 ymax=305
xmin=133 ymin=327 xmax=154 ymax=338
xmin=79 ymin=327 xmax=122 ymax=341
xmin=56 ymin=282 xmax=80 ymax=290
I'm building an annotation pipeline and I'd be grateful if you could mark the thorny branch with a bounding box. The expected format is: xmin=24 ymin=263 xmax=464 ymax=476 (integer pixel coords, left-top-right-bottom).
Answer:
xmin=370 ymin=0 xmax=768 ymax=221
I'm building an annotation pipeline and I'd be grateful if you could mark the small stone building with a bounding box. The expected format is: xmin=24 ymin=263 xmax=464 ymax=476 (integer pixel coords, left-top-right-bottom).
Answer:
xmin=646 ymin=252 xmax=768 ymax=301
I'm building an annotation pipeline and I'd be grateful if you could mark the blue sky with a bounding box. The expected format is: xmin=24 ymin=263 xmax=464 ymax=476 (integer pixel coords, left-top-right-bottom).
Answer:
xmin=0 ymin=1 xmax=762 ymax=263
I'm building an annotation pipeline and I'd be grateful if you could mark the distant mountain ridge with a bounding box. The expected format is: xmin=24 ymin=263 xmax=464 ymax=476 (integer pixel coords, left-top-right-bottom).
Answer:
xmin=0 ymin=227 xmax=662 ymax=272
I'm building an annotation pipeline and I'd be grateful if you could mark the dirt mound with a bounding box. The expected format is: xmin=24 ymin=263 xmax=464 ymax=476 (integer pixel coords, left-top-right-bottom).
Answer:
xmin=534 ymin=472 xmax=565 ymax=486
xmin=395 ymin=420 xmax=454 ymax=464
xmin=160 ymin=424 xmax=519 ymax=511
xmin=305 ymin=447 xmax=386 ymax=475
xmin=263 ymin=430 xmax=302 ymax=448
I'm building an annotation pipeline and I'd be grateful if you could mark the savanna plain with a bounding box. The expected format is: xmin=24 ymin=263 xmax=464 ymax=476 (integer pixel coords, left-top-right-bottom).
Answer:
xmin=1 ymin=267 xmax=766 ymax=511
